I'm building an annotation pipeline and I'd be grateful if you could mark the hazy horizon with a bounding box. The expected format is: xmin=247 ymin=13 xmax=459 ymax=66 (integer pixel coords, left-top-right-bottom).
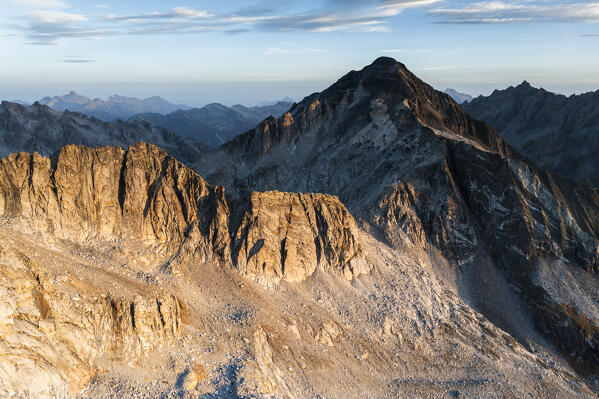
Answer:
xmin=3 ymin=72 xmax=599 ymax=109
xmin=2 ymin=0 xmax=599 ymax=106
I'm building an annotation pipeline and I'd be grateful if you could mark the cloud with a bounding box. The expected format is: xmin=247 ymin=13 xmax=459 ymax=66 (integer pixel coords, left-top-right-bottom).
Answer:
xmin=25 ymin=11 xmax=87 ymax=24
xmin=63 ymin=59 xmax=95 ymax=63
xmin=224 ymin=28 xmax=251 ymax=35
xmin=7 ymin=0 xmax=66 ymax=8
xmin=429 ymin=1 xmax=599 ymax=24
xmin=265 ymin=47 xmax=296 ymax=54
xmin=104 ymin=7 xmax=213 ymax=21
xmin=13 ymin=0 xmax=440 ymax=45
xmin=62 ymin=55 xmax=96 ymax=63
xmin=265 ymin=47 xmax=327 ymax=54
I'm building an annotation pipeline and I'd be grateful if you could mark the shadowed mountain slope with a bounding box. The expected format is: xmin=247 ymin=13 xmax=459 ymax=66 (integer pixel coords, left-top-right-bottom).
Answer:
xmin=133 ymin=101 xmax=293 ymax=148
xmin=463 ymin=82 xmax=599 ymax=188
xmin=0 ymin=100 xmax=207 ymax=164
xmin=196 ymin=57 xmax=599 ymax=385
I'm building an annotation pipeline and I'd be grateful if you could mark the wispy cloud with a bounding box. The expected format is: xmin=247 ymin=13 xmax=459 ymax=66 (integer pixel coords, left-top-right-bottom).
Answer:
xmin=379 ymin=48 xmax=431 ymax=53
xmin=63 ymin=59 xmax=95 ymax=63
xmin=12 ymin=0 xmax=441 ymax=45
xmin=104 ymin=7 xmax=213 ymax=22
xmin=25 ymin=11 xmax=87 ymax=24
xmin=62 ymin=55 xmax=96 ymax=63
xmin=7 ymin=0 xmax=66 ymax=8
xmin=265 ymin=47 xmax=327 ymax=54
xmin=429 ymin=1 xmax=599 ymax=24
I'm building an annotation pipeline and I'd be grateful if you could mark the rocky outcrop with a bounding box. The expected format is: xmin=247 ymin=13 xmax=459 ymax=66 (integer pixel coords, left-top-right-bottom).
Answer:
xmin=0 ymin=143 xmax=231 ymax=272
xmin=462 ymin=82 xmax=599 ymax=188
xmin=233 ymin=191 xmax=368 ymax=283
xmin=0 ymin=143 xmax=367 ymax=283
xmin=0 ymin=100 xmax=206 ymax=163
xmin=0 ymin=244 xmax=182 ymax=398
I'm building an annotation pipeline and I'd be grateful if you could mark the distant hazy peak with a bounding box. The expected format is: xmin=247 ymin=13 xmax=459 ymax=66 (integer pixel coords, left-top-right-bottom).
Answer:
xmin=256 ymin=96 xmax=296 ymax=107
xmin=443 ymin=88 xmax=474 ymax=104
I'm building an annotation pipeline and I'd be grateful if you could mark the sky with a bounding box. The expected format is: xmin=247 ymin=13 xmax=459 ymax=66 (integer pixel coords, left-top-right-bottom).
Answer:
xmin=1 ymin=0 xmax=599 ymax=106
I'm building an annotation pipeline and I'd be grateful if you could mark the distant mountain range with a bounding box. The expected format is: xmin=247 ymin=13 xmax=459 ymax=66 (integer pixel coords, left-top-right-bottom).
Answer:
xmin=0 ymin=100 xmax=205 ymax=164
xmin=257 ymin=96 xmax=295 ymax=106
xmin=37 ymin=91 xmax=193 ymax=122
xmin=132 ymin=101 xmax=293 ymax=148
xmin=443 ymin=88 xmax=473 ymax=104
xmin=462 ymin=81 xmax=599 ymax=188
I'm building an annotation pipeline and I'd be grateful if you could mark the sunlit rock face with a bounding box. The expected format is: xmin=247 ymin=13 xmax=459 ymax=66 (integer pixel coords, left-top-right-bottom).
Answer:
xmin=0 ymin=244 xmax=183 ymax=398
xmin=233 ymin=191 xmax=368 ymax=283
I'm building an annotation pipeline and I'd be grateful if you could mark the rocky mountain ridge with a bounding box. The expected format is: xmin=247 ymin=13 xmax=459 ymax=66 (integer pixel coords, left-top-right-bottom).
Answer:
xmin=1 ymin=141 xmax=595 ymax=398
xmin=132 ymin=101 xmax=293 ymax=148
xmin=462 ymin=81 xmax=599 ymax=188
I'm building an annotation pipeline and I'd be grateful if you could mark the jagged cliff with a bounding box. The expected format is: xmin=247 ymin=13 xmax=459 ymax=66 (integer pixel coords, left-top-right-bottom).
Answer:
xmin=0 ymin=143 xmax=363 ymax=282
xmin=233 ymin=191 xmax=368 ymax=283
xmin=0 ymin=143 xmax=230 ymax=272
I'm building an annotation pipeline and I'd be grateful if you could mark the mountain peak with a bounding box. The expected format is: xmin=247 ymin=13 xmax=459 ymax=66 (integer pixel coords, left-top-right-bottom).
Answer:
xmin=444 ymin=88 xmax=474 ymax=104
xmin=370 ymin=56 xmax=403 ymax=68
xmin=518 ymin=80 xmax=532 ymax=89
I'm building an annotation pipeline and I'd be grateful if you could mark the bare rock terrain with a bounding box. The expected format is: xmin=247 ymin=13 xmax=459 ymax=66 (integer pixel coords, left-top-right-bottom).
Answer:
xmin=0 ymin=57 xmax=599 ymax=398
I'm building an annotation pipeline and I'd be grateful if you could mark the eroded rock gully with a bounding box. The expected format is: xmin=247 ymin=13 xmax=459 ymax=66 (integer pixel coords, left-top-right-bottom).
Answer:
xmin=0 ymin=244 xmax=182 ymax=398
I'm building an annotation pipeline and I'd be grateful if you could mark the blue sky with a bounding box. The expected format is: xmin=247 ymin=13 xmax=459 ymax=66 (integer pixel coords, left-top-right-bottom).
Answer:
xmin=1 ymin=0 xmax=599 ymax=106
